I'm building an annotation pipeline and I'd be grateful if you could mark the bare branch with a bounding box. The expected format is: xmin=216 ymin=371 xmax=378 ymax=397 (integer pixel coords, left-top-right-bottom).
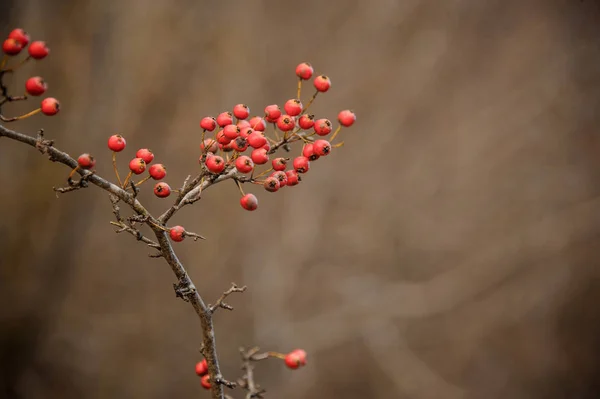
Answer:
xmin=209 ymin=283 xmax=247 ymax=314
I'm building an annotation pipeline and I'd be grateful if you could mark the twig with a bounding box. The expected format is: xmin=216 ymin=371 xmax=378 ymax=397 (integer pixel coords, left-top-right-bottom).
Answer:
xmin=209 ymin=283 xmax=247 ymax=314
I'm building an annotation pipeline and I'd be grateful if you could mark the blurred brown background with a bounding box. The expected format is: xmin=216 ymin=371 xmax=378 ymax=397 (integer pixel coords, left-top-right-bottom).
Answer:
xmin=2 ymin=0 xmax=600 ymax=398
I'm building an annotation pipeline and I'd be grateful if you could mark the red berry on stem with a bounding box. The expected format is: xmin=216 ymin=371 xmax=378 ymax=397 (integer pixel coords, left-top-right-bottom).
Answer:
xmin=338 ymin=109 xmax=356 ymax=127
xmin=2 ymin=38 xmax=22 ymax=55
xmin=247 ymin=131 xmax=267 ymax=149
xmin=302 ymin=143 xmax=319 ymax=161
xmin=195 ymin=359 xmax=208 ymax=376
xmin=223 ymin=124 xmax=240 ymax=140
xmin=276 ymin=115 xmax=295 ymax=132
xmin=285 ymin=169 xmax=300 ymax=186
xmin=314 ymin=118 xmax=332 ymax=136
xmin=284 ymin=349 xmax=307 ymax=369
xmin=231 ymin=136 xmax=249 ymax=152
xmin=262 ymin=141 xmax=271 ymax=152
xmin=264 ymin=104 xmax=281 ymax=122
xmin=108 ymin=134 xmax=126 ymax=152
xmin=240 ymin=193 xmax=258 ymax=211
xmin=216 ymin=130 xmax=231 ymax=145
xmin=237 ymin=119 xmax=251 ymax=130
xmin=205 ymin=155 xmax=226 ymax=174
xmin=270 ymin=170 xmax=288 ymax=187
xmin=235 ymin=155 xmax=254 ymax=174
xmin=8 ymin=29 xmax=29 ymax=46
xmin=293 ymin=156 xmax=310 ymax=173
xmin=298 ymin=114 xmax=315 ymax=130
xmin=154 ymin=182 xmax=171 ymax=198
xmin=169 ymin=226 xmax=185 ymax=242
xmin=149 ymin=163 xmax=167 ymax=180
xmin=41 ymin=97 xmax=60 ymax=115
xmin=295 ymin=62 xmax=314 ymax=80
xmin=272 ymin=158 xmax=288 ymax=171
xmin=220 ymin=142 xmax=234 ymax=152
xmin=313 ymin=75 xmax=331 ymax=92
xmin=251 ymin=148 xmax=269 ymax=165
xmin=25 ymin=76 xmax=47 ymax=96
xmin=233 ymin=104 xmax=250 ymax=120
xmin=200 ymin=138 xmax=218 ymax=153
xmin=249 ymin=116 xmax=266 ymax=131
xmin=264 ymin=177 xmax=280 ymax=193
xmin=129 ymin=157 xmax=146 ymax=174
xmin=200 ymin=116 xmax=217 ymax=131
xmin=77 ymin=153 xmax=96 ymax=169
xmin=239 ymin=127 xmax=253 ymax=139
xmin=28 ymin=40 xmax=49 ymax=59
xmin=313 ymin=139 xmax=331 ymax=156
xmin=200 ymin=374 xmax=211 ymax=390
xmin=136 ymin=148 xmax=154 ymax=165
xmin=284 ymin=99 xmax=303 ymax=117
xmin=216 ymin=111 xmax=233 ymax=127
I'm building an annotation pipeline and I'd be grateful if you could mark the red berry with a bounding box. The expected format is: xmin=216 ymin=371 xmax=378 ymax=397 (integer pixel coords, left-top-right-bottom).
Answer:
xmin=200 ymin=374 xmax=211 ymax=390
xmin=136 ymin=148 xmax=154 ymax=164
xmin=149 ymin=163 xmax=167 ymax=180
xmin=302 ymin=143 xmax=320 ymax=161
xmin=270 ymin=171 xmax=288 ymax=187
xmin=223 ymin=124 xmax=240 ymax=140
xmin=264 ymin=177 xmax=280 ymax=192
xmin=272 ymin=157 xmax=288 ymax=171
xmin=338 ymin=109 xmax=356 ymax=127
xmin=295 ymin=62 xmax=314 ymax=80
xmin=220 ymin=142 xmax=234 ymax=152
xmin=313 ymin=75 xmax=331 ymax=92
xmin=40 ymin=97 xmax=60 ymax=115
xmin=195 ymin=359 xmax=208 ymax=376
xmin=264 ymin=104 xmax=281 ymax=122
xmin=200 ymin=116 xmax=217 ymax=131
xmin=314 ymin=118 xmax=332 ymax=136
xmin=240 ymin=193 xmax=258 ymax=211
xmin=233 ymin=104 xmax=250 ymax=120
xmin=284 ymin=99 xmax=303 ymax=117
xmin=235 ymin=155 xmax=254 ymax=174
xmin=154 ymin=182 xmax=171 ymax=198
xmin=285 ymin=170 xmax=300 ymax=186
xmin=8 ymin=29 xmax=29 ymax=46
xmin=284 ymin=349 xmax=307 ymax=369
xmin=237 ymin=119 xmax=251 ymax=130
xmin=247 ymin=131 xmax=267 ymax=149
xmin=2 ymin=38 xmax=22 ymax=55
xmin=262 ymin=141 xmax=271 ymax=152
xmin=293 ymin=156 xmax=309 ymax=173
xmin=205 ymin=155 xmax=226 ymax=173
xmin=231 ymin=137 xmax=249 ymax=152
xmin=28 ymin=40 xmax=49 ymax=59
xmin=200 ymin=138 xmax=218 ymax=153
xmin=276 ymin=115 xmax=295 ymax=132
xmin=216 ymin=130 xmax=231 ymax=145
xmin=251 ymin=148 xmax=269 ymax=165
xmin=129 ymin=157 xmax=146 ymax=174
xmin=239 ymin=127 xmax=253 ymax=139
xmin=77 ymin=153 xmax=96 ymax=169
xmin=169 ymin=226 xmax=185 ymax=242
xmin=108 ymin=134 xmax=126 ymax=152
xmin=25 ymin=76 xmax=47 ymax=96
xmin=216 ymin=111 xmax=233 ymax=127
xmin=249 ymin=116 xmax=266 ymax=131
xmin=313 ymin=139 xmax=331 ymax=156
xmin=298 ymin=114 xmax=314 ymax=130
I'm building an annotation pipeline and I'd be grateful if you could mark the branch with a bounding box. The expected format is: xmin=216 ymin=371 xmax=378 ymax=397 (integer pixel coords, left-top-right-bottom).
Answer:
xmin=209 ymin=283 xmax=247 ymax=314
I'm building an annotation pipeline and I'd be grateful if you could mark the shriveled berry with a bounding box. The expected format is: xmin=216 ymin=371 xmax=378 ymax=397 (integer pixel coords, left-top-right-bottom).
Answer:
xmin=293 ymin=156 xmax=310 ymax=173
xmin=249 ymin=116 xmax=266 ymax=131
xmin=136 ymin=148 xmax=154 ymax=164
xmin=295 ymin=62 xmax=314 ymax=80
xmin=284 ymin=99 xmax=303 ymax=117
xmin=28 ymin=40 xmax=49 ymax=59
xmin=169 ymin=226 xmax=185 ymax=242
xmin=149 ymin=163 xmax=167 ymax=180
xmin=25 ymin=76 xmax=46 ymax=96
xmin=231 ymin=137 xmax=249 ymax=152
xmin=216 ymin=130 xmax=231 ymax=145
xmin=220 ymin=142 xmax=234 ymax=152
xmin=313 ymin=75 xmax=331 ymax=92
xmin=40 ymin=97 xmax=60 ymax=115
xmin=314 ymin=118 xmax=332 ymax=136
xmin=270 ymin=171 xmax=288 ymax=187
xmin=77 ymin=153 xmax=96 ymax=169
xmin=216 ymin=111 xmax=233 ymax=127
xmin=200 ymin=138 xmax=218 ymax=153
xmin=8 ymin=29 xmax=29 ymax=46
xmin=264 ymin=104 xmax=281 ymax=122
xmin=108 ymin=134 xmax=126 ymax=152
xmin=272 ymin=157 xmax=288 ymax=171
xmin=129 ymin=157 xmax=146 ymax=174
xmin=240 ymin=193 xmax=258 ymax=211
xmin=338 ymin=109 xmax=356 ymax=127
xmin=313 ymin=139 xmax=331 ymax=156
xmin=285 ymin=169 xmax=300 ymax=186
xmin=237 ymin=119 xmax=251 ymax=130
xmin=251 ymin=148 xmax=269 ymax=165
xmin=264 ymin=177 xmax=280 ymax=193
xmin=205 ymin=155 xmax=226 ymax=173
xmin=223 ymin=124 xmax=240 ymax=140
xmin=200 ymin=116 xmax=217 ymax=131
xmin=154 ymin=182 xmax=171 ymax=198
xmin=195 ymin=359 xmax=208 ymax=376
xmin=200 ymin=374 xmax=211 ymax=390
xmin=235 ymin=155 xmax=254 ymax=174
xmin=247 ymin=131 xmax=267 ymax=149
xmin=2 ymin=38 xmax=22 ymax=55
xmin=284 ymin=349 xmax=307 ymax=369
xmin=298 ymin=114 xmax=315 ymax=130
xmin=239 ymin=127 xmax=254 ymax=139
xmin=233 ymin=104 xmax=250 ymax=120
xmin=302 ymin=143 xmax=319 ymax=161
xmin=276 ymin=115 xmax=295 ymax=132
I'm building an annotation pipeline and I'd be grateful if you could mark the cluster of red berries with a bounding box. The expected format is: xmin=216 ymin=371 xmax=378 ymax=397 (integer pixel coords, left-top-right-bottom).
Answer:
xmin=1 ymin=28 xmax=60 ymax=117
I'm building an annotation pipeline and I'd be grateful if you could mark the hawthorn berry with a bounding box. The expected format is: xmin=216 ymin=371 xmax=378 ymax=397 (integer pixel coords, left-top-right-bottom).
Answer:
xmin=295 ymin=62 xmax=314 ymax=80
xmin=216 ymin=111 xmax=233 ymax=127
xmin=40 ymin=97 xmax=60 ymax=115
xmin=302 ymin=143 xmax=320 ymax=161
xmin=205 ymin=155 xmax=226 ymax=174
xmin=247 ymin=131 xmax=267 ymax=149
xmin=195 ymin=359 xmax=208 ymax=376
xmin=237 ymin=119 xmax=251 ymax=130
xmin=216 ymin=130 xmax=231 ymax=145
xmin=284 ymin=99 xmax=303 ymax=117
xmin=251 ymin=148 xmax=269 ymax=165
xmin=293 ymin=156 xmax=310 ymax=173
xmin=233 ymin=104 xmax=250 ymax=120
xmin=200 ymin=374 xmax=211 ymax=390
xmin=169 ymin=226 xmax=185 ymax=242
xmin=264 ymin=104 xmax=281 ymax=122
xmin=276 ymin=115 xmax=295 ymax=132
xmin=28 ymin=40 xmax=49 ymax=59
xmin=8 ymin=28 xmax=29 ymax=46
xmin=77 ymin=153 xmax=96 ymax=169
xmin=271 ymin=171 xmax=288 ymax=187
xmin=338 ymin=109 xmax=356 ymax=127
xmin=223 ymin=124 xmax=240 ymax=140
xmin=284 ymin=349 xmax=307 ymax=369
xmin=231 ymin=137 xmax=249 ymax=152
xmin=313 ymin=139 xmax=331 ymax=156
xmin=240 ymin=193 xmax=258 ymax=211
xmin=313 ymin=75 xmax=331 ymax=92
xmin=314 ymin=118 xmax=332 ymax=136
xmin=129 ymin=157 xmax=146 ymax=174
xmin=272 ymin=158 xmax=288 ymax=171
xmin=154 ymin=182 xmax=171 ymax=198
xmin=298 ymin=114 xmax=315 ymax=130
xmin=135 ymin=148 xmax=154 ymax=164
xmin=262 ymin=141 xmax=271 ymax=152
xmin=200 ymin=138 xmax=218 ymax=153
xmin=249 ymin=116 xmax=266 ymax=131
xmin=239 ymin=127 xmax=253 ymax=139
xmin=200 ymin=116 xmax=217 ymax=131
xmin=285 ymin=169 xmax=300 ymax=186
xmin=25 ymin=76 xmax=47 ymax=96
xmin=220 ymin=142 xmax=234 ymax=152
xmin=2 ymin=38 xmax=22 ymax=55
xmin=149 ymin=163 xmax=167 ymax=180
xmin=235 ymin=155 xmax=254 ymax=174
xmin=264 ymin=176 xmax=280 ymax=193
xmin=108 ymin=134 xmax=126 ymax=152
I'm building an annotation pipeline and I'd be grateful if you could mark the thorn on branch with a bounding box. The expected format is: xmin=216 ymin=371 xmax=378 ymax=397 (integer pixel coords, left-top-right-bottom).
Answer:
xmin=209 ymin=282 xmax=247 ymax=314
xmin=109 ymin=220 xmax=161 ymax=249
xmin=148 ymin=252 xmax=163 ymax=258
xmin=130 ymin=180 xmax=139 ymax=198
xmin=215 ymin=376 xmax=237 ymax=389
